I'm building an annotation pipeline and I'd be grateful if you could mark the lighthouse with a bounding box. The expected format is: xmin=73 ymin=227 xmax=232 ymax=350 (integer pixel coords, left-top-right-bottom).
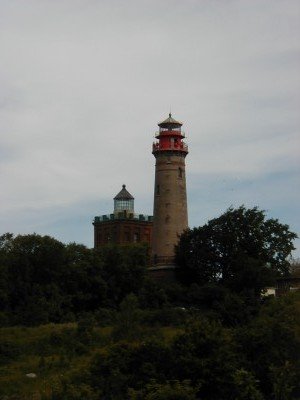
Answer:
xmin=151 ymin=113 xmax=188 ymax=269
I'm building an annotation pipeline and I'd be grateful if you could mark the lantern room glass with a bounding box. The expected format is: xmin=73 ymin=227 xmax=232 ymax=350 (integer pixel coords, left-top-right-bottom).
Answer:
xmin=114 ymin=199 xmax=134 ymax=213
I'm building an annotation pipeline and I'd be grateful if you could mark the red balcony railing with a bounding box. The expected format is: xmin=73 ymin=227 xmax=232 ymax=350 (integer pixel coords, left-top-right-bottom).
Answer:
xmin=152 ymin=142 xmax=188 ymax=153
xmin=155 ymin=130 xmax=185 ymax=138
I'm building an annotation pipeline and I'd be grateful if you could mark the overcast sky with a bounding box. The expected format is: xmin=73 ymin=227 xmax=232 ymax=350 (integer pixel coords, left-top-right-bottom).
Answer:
xmin=1 ymin=0 xmax=299 ymax=256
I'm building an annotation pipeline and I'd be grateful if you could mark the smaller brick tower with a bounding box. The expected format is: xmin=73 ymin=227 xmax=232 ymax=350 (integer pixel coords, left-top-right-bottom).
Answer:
xmin=93 ymin=185 xmax=153 ymax=247
xmin=151 ymin=114 xmax=188 ymax=269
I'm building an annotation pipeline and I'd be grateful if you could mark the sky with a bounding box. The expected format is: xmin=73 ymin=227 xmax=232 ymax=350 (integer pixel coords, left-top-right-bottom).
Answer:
xmin=1 ymin=0 xmax=299 ymax=256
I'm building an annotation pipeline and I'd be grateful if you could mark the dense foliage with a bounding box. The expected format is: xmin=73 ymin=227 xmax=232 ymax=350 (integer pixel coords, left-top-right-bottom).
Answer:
xmin=0 ymin=206 xmax=299 ymax=399
xmin=0 ymin=233 xmax=148 ymax=326
xmin=175 ymin=206 xmax=297 ymax=292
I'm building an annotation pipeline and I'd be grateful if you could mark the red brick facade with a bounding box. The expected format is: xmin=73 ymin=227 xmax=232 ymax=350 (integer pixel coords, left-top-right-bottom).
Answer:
xmin=93 ymin=215 xmax=153 ymax=247
xmin=93 ymin=185 xmax=153 ymax=248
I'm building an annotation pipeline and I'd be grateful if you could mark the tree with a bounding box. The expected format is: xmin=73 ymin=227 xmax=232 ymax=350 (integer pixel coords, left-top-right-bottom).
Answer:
xmin=232 ymin=369 xmax=264 ymax=400
xmin=270 ymin=362 xmax=298 ymax=400
xmin=63 ymin=243 xmax=107 ymax=312
xmin=3 ymin=233 xmax=67 ymax=325
xmin=290 ymin=258 xmax=300 ymax=278
xmin=235 ymin=292 xmax=300 ymax=398
xmin=98 ymin=244 xmax=148 ymax=305
xmin=0 ymin=233 xmax=150 ymax=325
xmin=0 ymin=234 xmax=14 ymax=317
xmin=112 ymin=293 xmax=142 ymax=340
xmin=171 ymin=318 xmax=239 ymax=400
xmin=175 ymin=206 xmax=297 ymax=295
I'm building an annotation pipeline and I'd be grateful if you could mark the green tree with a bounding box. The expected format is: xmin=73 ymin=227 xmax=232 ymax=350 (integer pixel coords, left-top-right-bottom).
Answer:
xmin=0 ymin=233 xmax=150 ymax=325
xmin=5 ymin=233 xmax=67 ymax=325
xmin=138 ymin=278 xmax=168 ymax=309
xmin=171 ymin=318 xmax=239 ymax=400
xmin=112 ymin=293 xmax=142 ymax=340
xmin=233 ymin=369 xmax=264 ymax=400
xmin=99 ymin=244 xmax=148 ymax=305
xmin=175 ymin=206 xmax=297 ymax=295
xmin=270 ymin=362 xmax=298 ymax=400
xmin=63 ymin=243 xmax=107 ymax=313
xmin=0 ymin=233 xmax=14 ymax=261
xmin=235 ymin=292 xmax=300 ymax=397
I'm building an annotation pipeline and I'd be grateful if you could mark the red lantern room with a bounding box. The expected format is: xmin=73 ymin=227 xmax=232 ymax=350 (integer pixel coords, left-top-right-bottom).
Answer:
xmin=152 ymin=113 xmax=188 ymax=155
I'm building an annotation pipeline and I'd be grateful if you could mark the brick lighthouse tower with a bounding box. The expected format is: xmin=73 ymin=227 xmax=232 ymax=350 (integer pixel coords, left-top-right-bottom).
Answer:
xmin=151 ymin=113 xmax=188 ymax=270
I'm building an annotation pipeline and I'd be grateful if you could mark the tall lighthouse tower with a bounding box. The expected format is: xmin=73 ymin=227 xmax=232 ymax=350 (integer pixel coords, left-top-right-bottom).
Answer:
xmin=151 ymin=113 xmax=188 ymax=268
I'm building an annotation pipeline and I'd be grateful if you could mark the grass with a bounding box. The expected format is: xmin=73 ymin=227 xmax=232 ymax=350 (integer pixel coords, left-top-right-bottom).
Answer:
xmin=0 ymin=323 xmax=181 ymax=399
xmin=0 ymin=323 xmax=109 ymax=398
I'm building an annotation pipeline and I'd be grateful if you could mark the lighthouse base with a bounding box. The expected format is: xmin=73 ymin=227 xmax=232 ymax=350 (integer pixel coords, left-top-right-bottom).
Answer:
xmin=147 ymin=265 xmax=177 ymax=283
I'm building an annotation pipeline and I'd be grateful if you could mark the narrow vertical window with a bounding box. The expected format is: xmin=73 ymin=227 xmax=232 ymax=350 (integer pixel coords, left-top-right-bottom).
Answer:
xmin=156 ymin=184 xmax=160 ymax=195
xmin=178 ymin=167 xmax=183 ymax=178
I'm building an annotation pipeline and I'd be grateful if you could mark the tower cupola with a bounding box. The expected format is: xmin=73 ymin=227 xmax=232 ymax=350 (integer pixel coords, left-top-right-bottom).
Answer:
xmin=158 ymin=113 xmax=182 ymax=129
xmin=114 ymin=184 xmax=134 ymax=214
xmin=153 ymin=113 xmax=188 ymax=155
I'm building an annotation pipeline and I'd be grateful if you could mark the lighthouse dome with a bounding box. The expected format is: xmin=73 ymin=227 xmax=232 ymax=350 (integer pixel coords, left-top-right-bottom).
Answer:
xmin=114 ymin=184 xmax=134 ymax=213
xmin=158 ymin=113 xmax=182 ymax=129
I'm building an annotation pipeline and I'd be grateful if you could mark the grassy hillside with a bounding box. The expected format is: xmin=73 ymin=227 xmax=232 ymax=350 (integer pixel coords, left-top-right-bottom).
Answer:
xmin=1 ymin=292 xmax=300 ymax=400
xmin=0 ymin=322 xmax=181 ymax=399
